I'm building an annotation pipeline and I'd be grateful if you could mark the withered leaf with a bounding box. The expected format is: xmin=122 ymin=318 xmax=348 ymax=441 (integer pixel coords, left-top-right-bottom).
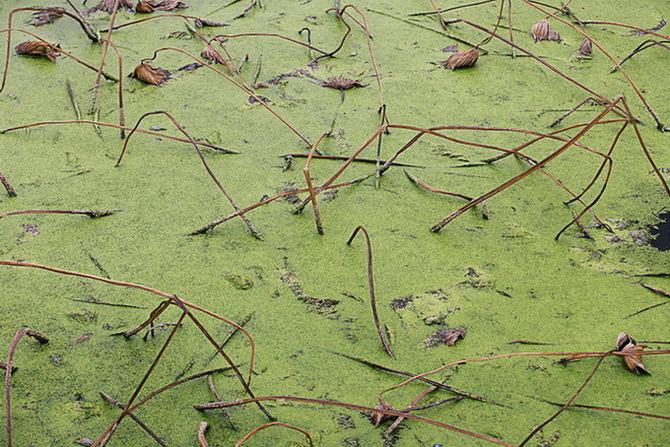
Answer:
xmin=136 ymin=0 xmax=188 ymax=12
xmin=30 ymin=8 xmax=65 ymax=26
xmin=578 ymin=38 xmax=593 ymax=56
xmin=194 ymin=18 xmax=229 ymax=28
xmin=440 ymin=48 xmax=479 ymax=70
xmin=616 ymin=332 xmax=650 ymax=375
xmin=369 ymin=400 xmax=396 ymax=427
xmin=201 ymin=44 xmax=226 ymax=64
xmin=85 ymin=0 xmax=134 ymax=14
xmin=15 ymin=41 xmax=61 ymax=62
xmin=129 ymin=62 xmax=170 ymax=85
xmin=425 ymin=327 xmax=466 ymax=347
xmin=531 ymin=19 xmax=561 ymax=42
xmin=321 ymin=76 xmax=366 ymax=91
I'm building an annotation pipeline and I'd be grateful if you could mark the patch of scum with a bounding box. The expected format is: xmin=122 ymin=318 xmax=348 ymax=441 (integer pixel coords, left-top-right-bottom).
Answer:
xmin=1 ymin=0 xmax=669 ymax=445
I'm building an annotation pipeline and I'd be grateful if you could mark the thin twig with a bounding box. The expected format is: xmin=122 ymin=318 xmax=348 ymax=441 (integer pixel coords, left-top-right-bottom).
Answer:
xmin=235 ymin=422 xmax=314 ymax=446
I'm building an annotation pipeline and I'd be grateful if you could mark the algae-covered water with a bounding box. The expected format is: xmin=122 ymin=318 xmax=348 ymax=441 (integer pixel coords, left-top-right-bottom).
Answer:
xmin=1 ymin=1 xmax=669 ymax=445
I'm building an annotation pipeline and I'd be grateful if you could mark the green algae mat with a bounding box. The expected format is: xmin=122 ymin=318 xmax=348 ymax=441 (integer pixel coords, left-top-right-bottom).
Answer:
xmin=1 ymin=1 xmax=669 ymax=445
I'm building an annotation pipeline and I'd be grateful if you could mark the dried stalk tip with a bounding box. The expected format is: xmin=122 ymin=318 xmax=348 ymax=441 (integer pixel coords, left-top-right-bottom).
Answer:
xmin=15 ymin=41 xmax=61 ymax=62
xmin=201 ymin=45 xmax=226 ymax=64
xmin=129 ymin=62 xmax=170 ymax=85
xmin=578 ymin=38 xmax=593 ymax=56
xmin=321 ymin=76 xmax=366 ymax=91
xmin=136 ymin=0 xmax=188 ymax=13
xmin=531 ymin=19 xmax=561 ymax=42
xmin=85 ymin=0 xmax=135 ymax=14
xmin=616 ymin=332 xmax=650 ymax=375
xmin=441 ymin=48 xmax=479 ymax=70
xmin=195 ymin=18 xmax=228 ymax=28
xmin=30 ymin=8 xmax=65 ymax=26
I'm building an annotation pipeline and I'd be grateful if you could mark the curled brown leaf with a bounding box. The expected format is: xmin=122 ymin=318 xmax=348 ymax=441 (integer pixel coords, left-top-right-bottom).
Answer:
xmin=531 ymin=19 xmax=561 ymax=42
xmin=30 ymin=8 xmax=65 ymax=26
xmin=15 ymin=41 xmax=61 ymax=62
xmin=616 ymin=332 xmax=650 ymax=375
xmin=129 ymin=62 xmax=170 ymax=85
xmin=441 ymin=48 xmax=479 ymax=70
xmin=136 ymin=0 xmax=188 ymax=12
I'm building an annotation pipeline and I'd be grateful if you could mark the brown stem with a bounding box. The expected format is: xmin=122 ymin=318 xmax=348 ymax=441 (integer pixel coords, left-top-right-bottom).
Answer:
xmin=303 ymin=132 xmax=329 ymax=234
xmin=0 ymin=260 xmax=258 ymax=404
xmin=430 ymin=98 xmax=622 ymax=232
xmin=116 ymin=110 xmax=263 ymax=239
xmin=1 ymin=120 xmax=236 ymax=153
xmin=346 ymin=226 xmax=394 ymax=357
xmin=140 ymin=47 xmax=312 ymax=146
xmin=93 ymin=310 xmax=187 ymax=447
xmin=235 ymin=422 xmax=314 ymax=446
xmin=195 ymin=395 xmax=514 ymax=446
xmin=405 ymin=170 xmax=473 ymax=201
xmin=4 ymin=328 xmax=48 ymax=447
xmin=0 ymin=27 xmax=116 ymax=95
xmin=191 ymin=177 xmax=366 ymax=235
xmin=518 ymin=353 xmax=610 ymax=446
xmin=99 ymin=392 xmax=167 ymax=446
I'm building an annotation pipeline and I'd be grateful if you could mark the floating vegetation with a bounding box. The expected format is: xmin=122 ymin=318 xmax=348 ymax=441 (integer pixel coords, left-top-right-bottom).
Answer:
xmin=1 ymin=0 xmax=669 ymax=445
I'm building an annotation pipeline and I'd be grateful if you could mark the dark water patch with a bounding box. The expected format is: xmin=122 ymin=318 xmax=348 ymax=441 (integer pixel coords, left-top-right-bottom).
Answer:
xmin=649 ymin=212 xmax=670 ymax=251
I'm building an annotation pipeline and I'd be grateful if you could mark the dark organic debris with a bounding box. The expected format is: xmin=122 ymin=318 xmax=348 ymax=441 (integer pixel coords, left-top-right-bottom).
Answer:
xmin=439 ymin=48 xmax=479 ymax=70
xmin=531 ymin=19 xmax=561 ymax=42
xmin=30 ymin=8 xmax=65 ymax=26
xmin=85 ymin=0 xmax=135 ymax=14
xmin=370 ymin=400 xmax=397 ymax=427
xmin=15 ymin=41 xmax=61 ymax=62
xmin=425 ymin=327 xmax=466 ymax=347
xmin=616 ymin=332 xmax=650 ymax=375
xmin=129 ymin=62 xmax=170 ymax=85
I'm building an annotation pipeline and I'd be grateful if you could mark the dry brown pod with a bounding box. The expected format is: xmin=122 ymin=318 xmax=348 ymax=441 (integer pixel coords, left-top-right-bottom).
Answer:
xmin=531 ymin=19 xmax=561 ymax=42
xmin=194 ymin=18 xmax=229 ymax=28
xmin=201 ymin=45 xmax=226 ymax=64
xmin=15 ymin=41 xmax=61 ymax=62
xmin=129 ymin=62 xmax=170 ymax=85
xmin=578 ymin=38 xmax=593 ymax=56
xmin=321 ymin=76 xmax=367 ymax=92
xmin=441 ymin=48 xmax=479 ymax=70
xmin=616 ymin=332 xmax=650 ymax=375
